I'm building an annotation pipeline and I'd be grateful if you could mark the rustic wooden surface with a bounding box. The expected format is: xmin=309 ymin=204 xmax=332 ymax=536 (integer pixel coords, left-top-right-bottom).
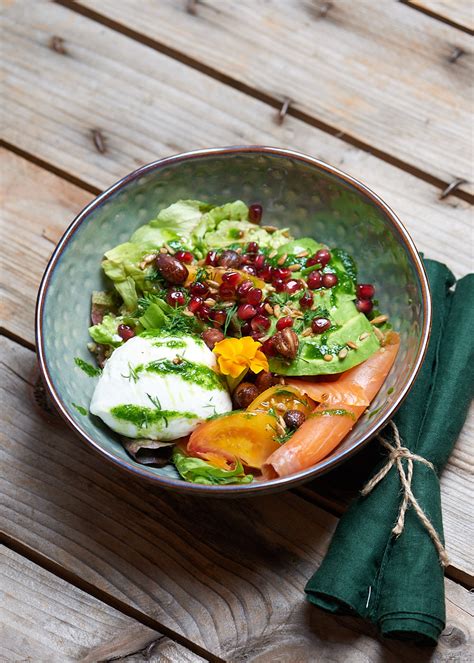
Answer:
xmin=1 ymin=0 xmax=473 ymax=661
xmin=406 ymin=0 xmax=474 ymax=32
xmin=0 ymin=547 xmax=201 ymax=663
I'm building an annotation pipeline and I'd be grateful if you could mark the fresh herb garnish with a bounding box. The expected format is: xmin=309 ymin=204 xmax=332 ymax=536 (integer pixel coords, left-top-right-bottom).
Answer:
xmin=312 ymin=408 xmax=356 ymax=420
xmin=74 ymin=357 xmax=102 ymax=377
xmin=72 ymin=402 xmax=88 ymax=415
xmin=121 ymin=362 xmax=142 ymax=383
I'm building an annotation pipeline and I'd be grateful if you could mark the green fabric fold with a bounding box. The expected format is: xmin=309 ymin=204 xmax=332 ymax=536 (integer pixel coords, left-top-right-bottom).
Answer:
xmin=305 ymin=260 xmax=474 ymax=645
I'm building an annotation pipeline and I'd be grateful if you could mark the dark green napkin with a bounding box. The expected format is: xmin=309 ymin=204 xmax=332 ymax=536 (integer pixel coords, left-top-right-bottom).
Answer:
xmin=305 ymin=260 xmax=474 ymax=645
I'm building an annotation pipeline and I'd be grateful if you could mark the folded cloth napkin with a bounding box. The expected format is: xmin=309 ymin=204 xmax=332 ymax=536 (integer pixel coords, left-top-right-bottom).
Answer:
xmin=305 ymin=260 xmax=474 ymax=645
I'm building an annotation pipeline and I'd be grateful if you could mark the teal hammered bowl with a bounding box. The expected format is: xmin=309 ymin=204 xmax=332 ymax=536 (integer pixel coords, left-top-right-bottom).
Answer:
xmin=36 ymin=146 xmax=431 ymax=496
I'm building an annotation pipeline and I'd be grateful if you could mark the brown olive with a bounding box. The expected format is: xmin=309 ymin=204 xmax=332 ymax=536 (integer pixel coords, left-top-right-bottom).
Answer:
xmin=255 ymin=371 xmax=276 ymax=393
xmin=201 ymin=328 xmax=224 ymax=349
xmin=272 ymin=328 xmax=299 ymax=359
xmin=155 ymin=253 xmax=188 ymax=284
xmin=218 ymin=250 xmax=241 ymax=269
xmin=233 ymin=382 xmax=259 ymax=409
xmin=283 ymin=409 xmax=306 ymax=429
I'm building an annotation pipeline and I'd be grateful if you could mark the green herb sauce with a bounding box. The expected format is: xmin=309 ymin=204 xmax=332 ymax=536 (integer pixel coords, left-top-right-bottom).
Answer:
xmin=152 ymin=339 xmax=187 ymax=349
xmin=72 ymin=402 xmax=88 ymax=415
xmin=74 ymin=357 xmax=102 ymax=377
xmin=144 ymin=358 xmax=226 ymax=391
xmin=111 ymin=404 xmax=197 ymax=429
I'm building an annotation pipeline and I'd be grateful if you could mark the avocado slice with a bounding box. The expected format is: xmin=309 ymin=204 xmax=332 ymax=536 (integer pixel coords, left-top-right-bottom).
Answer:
xmin=270 ymin=311 xmax=380 ymax=376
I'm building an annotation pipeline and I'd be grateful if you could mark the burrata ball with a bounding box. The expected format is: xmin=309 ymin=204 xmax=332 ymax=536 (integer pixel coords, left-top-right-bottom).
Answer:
xmin=90 ymin=335 xmax=232 ymax=440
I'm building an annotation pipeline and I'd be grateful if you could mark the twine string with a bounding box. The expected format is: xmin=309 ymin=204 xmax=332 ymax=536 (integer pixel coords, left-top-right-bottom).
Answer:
xmin=361 ymin=421 xmax=450 ymax=567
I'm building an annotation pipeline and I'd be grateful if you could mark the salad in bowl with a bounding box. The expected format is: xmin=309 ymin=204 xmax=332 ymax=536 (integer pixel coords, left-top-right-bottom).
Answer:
xmin=83 ymin=198 xmax=398 ymax=485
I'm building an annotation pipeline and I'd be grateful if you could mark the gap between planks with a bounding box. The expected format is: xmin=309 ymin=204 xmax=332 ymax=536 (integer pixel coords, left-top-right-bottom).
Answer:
xmin=55 ymin=0 xmax=473 ymax=205
xmin=0 ymin=532 xmax=222 ymax=663
xmin=401 ymin=0 xmax=474 ymax=35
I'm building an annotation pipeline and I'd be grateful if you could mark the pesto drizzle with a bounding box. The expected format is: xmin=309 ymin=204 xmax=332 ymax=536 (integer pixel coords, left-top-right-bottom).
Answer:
xmin=143 ymin=358 xmax=225 ymax=391
xmin=312 ymin=408 xmax=356 ymax=420
xmin=74 ymin=357 xmax=102 ymax=377
xmin=111 ymin=404 xmax=197 ymax=430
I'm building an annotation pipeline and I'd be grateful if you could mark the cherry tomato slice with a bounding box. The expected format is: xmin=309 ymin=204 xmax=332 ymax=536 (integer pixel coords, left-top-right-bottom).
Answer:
xmin=188 ymin=411 xmax=280 ymax=469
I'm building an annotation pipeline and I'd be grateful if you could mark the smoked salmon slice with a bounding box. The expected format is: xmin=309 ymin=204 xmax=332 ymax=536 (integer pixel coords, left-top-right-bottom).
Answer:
xmin=262 ymin=332 xmax=400 ymax=479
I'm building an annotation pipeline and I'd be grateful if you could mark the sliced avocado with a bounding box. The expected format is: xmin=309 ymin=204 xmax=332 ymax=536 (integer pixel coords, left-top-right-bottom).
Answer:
xmin=270 ymin=313 xmax=379 ymax=376
xmin=276 ymin=237 xmax=322 ymax=256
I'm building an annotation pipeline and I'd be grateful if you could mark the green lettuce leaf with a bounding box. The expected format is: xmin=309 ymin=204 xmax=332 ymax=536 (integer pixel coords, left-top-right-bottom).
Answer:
xmin=131 ymin=200 xmax=211 ymax=247
xmin=172 ymin=447 xmax=253 ymax=485
xmin=102 ymin=242 xmax=152 ymax=310
xmin=276 ymin=237 xmax=321 ymax=256
xmin=89 ymin=314 xmax=125 ymax=347
xmin=138 ymin=297 xmax=172 ymax=330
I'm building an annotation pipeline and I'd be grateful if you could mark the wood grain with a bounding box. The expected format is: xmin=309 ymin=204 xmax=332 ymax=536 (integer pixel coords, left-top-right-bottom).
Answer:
xmin=0 ymin=546 xmax=202 ymax=663
xmin=3 ymin=3 xmax=472 ymax=246
xmin=1 ymin=335 xmax=473 ymax=661
xmin=407 ymin=0 xmax=474 ymax=32
xmin=69 ymin=0 xmax=474 ymax=196
xmin=0 ymin=149 xmax=90 ymax=346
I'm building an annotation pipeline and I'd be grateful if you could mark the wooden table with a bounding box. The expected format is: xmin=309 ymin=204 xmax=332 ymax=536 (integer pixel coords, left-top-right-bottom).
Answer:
xmin=1 ymin=1 xmax=473 ymax=660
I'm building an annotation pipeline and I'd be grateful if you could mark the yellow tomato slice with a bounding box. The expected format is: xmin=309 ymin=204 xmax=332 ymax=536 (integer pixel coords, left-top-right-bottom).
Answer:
xmin=247 ymin=385 xmax=315 ymax=417
xmin=188 ymin=411 xmax=280 ymax=469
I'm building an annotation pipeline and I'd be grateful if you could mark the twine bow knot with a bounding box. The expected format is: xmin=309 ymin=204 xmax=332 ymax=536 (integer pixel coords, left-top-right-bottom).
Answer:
xmin=361 ymin=421 xmax=450 ymax=567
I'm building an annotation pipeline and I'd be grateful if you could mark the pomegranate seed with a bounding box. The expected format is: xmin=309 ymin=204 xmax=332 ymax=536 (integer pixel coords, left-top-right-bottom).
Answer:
xmin=285 ymin=279 xmax=303 ymax=294
xmin=356 ymin=299 xmax=373 ymax=314
xmin=188 ymin=296 xmax=203 ymax=313
xmin=261 ymin=337 xmax=276 ymax=356
xmin=222 ymin=271 xmax=241 ymax=287
xmin=311 ymin=317 xmax=331 ymax=334
xmin=272 ymin=267 xmax=291 ymax=281
xmin=251 ymin=331 xmax=264 ymax=341
xmin=251 ymin=314 xmax=271 ymax=333
xmin=300 ymin=291 xmax=314 ymax=308
xmin=210 ymin=309 xmax=227 ymax=326
xmin=258 ymin=265 xmax=273 ymax=282
xmin=241 ymin=322 xmax=252 ymax=336
xmin=249 ymin=203 xmax=263 ymax=224
xmin=118 ymin=324 xmax=135 ymax=341
xmin=276 ymin=316 xmax=293 ymax=331
xmin=254 ymin=254 xmax=266 ymax=270
xmin=166 ymin=289 xmax=186 ymax=307
xmin=273 ymin=278 xmax=286 ymax=293
xmin=241 ymin=253 xmax=255 ymax=265
xmin=315 ymin=249 xmax=331 ymax=266
xmin=307 ymin=270 xmax=323 ymax=289
xmin=242 ymin=264 xmax=257 ymax=276
xmin=255 ymin=303 xmax=267 ymax=316
xmin=219 ymin=283 xmax=235 ymax=300
xmin=357 ymin=283 xmax=375 ymax=299
xmin=189 ymin=281 xmax=208 ymax=297
xmin=175 ymin=250 xmax=193 ymax=264
xmin=236 ymin=280 xmax=253 ymax=297
xmin=198 ymin=304 xmax=211 ymax=321
xmin=247 ymin=241 xmax=259 ymax=254
xmin=306 ymin=255 xmax=320 ymax=267
xmin=205 ymin=250 xmax=219 ymax=266
xmin=245 ymin=287 xmax=263 ymax=306
xmin=237 ymin=304 xmax=257 ymax=320
xmin=322 ymin=273 xmax=338 ymax=288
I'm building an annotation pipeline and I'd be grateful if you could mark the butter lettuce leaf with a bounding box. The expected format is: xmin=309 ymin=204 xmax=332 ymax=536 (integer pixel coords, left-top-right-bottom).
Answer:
xmin=131 ymin=200 xmax=211 ymax=247
xmin=89 ymin=314 xmax=125 ymax=347
xmin=172 ymin=446 xmax=253 ymax=485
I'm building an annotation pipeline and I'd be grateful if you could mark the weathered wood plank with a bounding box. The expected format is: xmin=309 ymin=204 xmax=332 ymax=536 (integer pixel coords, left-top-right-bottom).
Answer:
xmin=1 ymin=336 xmax=473 ymax=660
xmin=407 ymin=0 xmax=474 ymax=32
xmin=0 ymin=149 xmax=91 ymax=345
xmin=69 ymin=0 xmax=474 ymax=195
xmin=0 ymin=546 xmax=202 ymax=663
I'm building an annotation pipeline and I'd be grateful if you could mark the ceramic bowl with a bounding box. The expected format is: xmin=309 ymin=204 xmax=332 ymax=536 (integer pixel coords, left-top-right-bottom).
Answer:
xmin=36 ymin=146 xmax=431 ymax=496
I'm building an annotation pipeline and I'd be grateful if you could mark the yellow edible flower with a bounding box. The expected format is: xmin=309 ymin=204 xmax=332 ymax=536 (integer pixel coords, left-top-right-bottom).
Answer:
xmin=213 ymin=336 xmax=269 ymax=378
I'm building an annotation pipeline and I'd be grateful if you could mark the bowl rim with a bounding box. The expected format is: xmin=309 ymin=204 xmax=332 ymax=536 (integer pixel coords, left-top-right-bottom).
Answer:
xmin=36 ymin=145 xmax=432 ymax=496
